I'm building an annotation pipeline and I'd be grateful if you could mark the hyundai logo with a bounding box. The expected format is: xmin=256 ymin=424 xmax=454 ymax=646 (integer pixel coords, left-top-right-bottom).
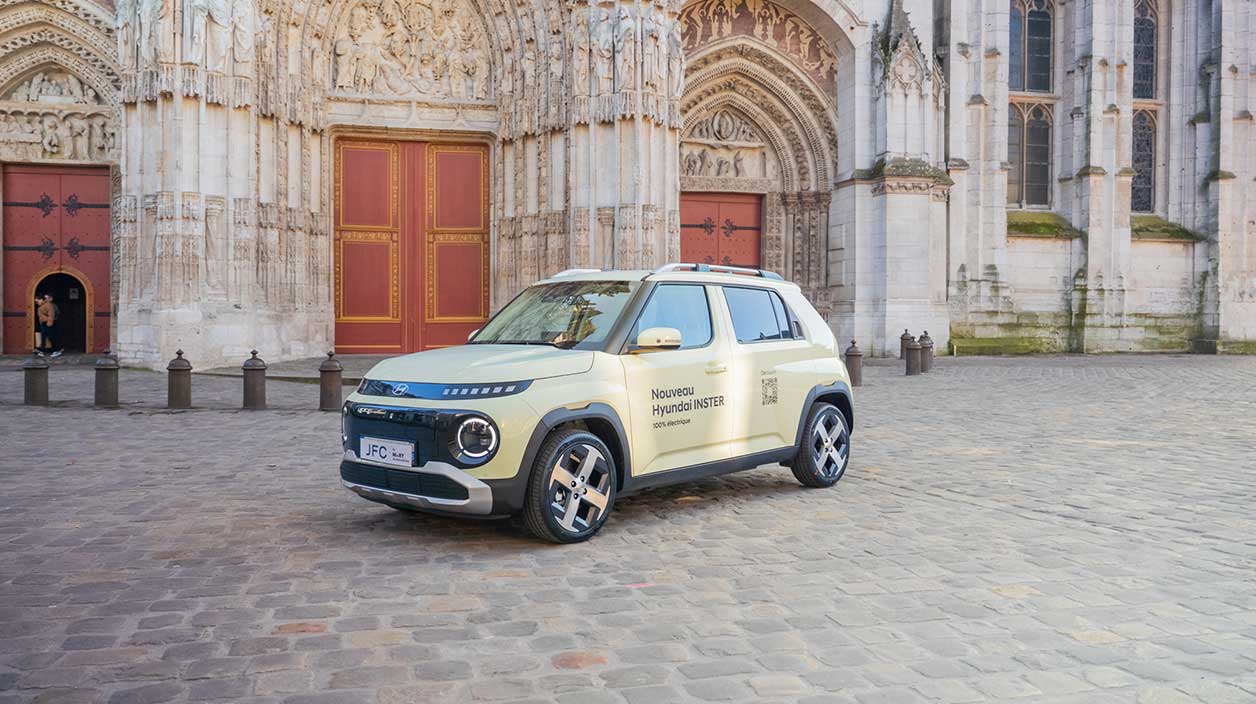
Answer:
xmin=391 ymin=383 xmax=408 ymax=396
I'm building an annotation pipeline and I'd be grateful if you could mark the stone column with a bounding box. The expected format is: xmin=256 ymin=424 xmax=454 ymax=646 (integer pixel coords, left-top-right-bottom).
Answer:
xmin=117 ymin=0 xmax=327 ymax=368
xmin=861 ymin=0 xmax=950 ymax=355
xmin=1210 ymin=2 xmax=1256 ymax=350
xmin=566 ymin=0 xmax=682 ymax=274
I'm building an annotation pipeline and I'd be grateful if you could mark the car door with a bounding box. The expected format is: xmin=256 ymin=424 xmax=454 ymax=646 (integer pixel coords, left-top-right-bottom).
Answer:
xmin=620 ymin=283 xmax=734 ymax=476
xmin=721 ymin=285 xmax=816 ymax=457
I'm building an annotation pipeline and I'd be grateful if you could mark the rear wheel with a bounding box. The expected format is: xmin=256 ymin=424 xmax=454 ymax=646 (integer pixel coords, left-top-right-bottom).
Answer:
xmin=791 ymin=402 xmax=850 ymax=488
xmin=522 ymin=429 xmax=617 ymax=543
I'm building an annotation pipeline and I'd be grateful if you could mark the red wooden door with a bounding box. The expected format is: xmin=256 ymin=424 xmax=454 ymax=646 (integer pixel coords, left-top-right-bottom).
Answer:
xmin=334 ymin=139 xmax=488 ymax=354
xmin=680 ymin=192 xmax=763 ymax=268
xmin=2 ymin=164 xmax=111 ymax=354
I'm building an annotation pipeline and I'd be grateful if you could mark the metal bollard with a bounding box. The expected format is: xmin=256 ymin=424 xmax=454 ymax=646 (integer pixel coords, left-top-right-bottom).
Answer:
xmin=167 ymin=349 xmax=192 ymax=409
xmin=906 ymin=336 xmax=922 ymax=376
xmin=844 ymin=340 xmax=863 ymax=388
xmin=319 ymin=351 xmax=343 ymax=411
xmin=243 ymin=350 xmax=267 ymax=410
xmin=919 ymin=331 xmax=934 ymax=374
xmin=900 ymin=329 xmax=912 ymax=359
xmin=23 ymin=356 xmax=49 ymax=406
xmin=95 ymin=352 xmax=120 ymax=408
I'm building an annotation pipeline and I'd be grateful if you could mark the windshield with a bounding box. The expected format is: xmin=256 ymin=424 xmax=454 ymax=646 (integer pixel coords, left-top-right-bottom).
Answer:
xmin=470 ymin=280 xmax=640 ymax=350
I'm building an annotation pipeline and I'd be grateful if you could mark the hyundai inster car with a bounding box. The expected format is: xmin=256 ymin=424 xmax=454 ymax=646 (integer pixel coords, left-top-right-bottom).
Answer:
xmin=340 ymin=263 xmax=855 ymax=543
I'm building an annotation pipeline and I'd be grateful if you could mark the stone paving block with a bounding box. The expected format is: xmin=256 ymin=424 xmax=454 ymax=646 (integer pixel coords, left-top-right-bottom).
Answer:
xmin=2 ymin=359 xmax=1256 ymax=704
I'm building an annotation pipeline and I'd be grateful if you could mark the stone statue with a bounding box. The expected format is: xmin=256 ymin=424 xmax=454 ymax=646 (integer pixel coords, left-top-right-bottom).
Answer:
xmin=571 ymin=10 xmax=591 ymax=95
xmin=667 ymin=20 xmax=685 ymax=98
xmin=138 ymin=0 xmax=174 ymax=64
xmin=117 ymin=0 xmax=138 ymax=70
xmin=67 ymin=115 xmax=90 ymax=159
xmin=593 ymin=8 xmax=615 ymax=95
xmin=642 ymin=13 xmax=662 ymax=91
xmin=231 ymin=0 xmax=256 ymax=71
xmin=733 ymin=150 xmax=745 ymax=176
xmin=615 ymin=5 xmax=637 ymax=91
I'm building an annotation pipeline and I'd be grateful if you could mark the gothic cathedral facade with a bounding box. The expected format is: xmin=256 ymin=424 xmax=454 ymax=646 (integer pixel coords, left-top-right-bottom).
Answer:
xmin=1 ymin=0 xmax=1254 ymax=367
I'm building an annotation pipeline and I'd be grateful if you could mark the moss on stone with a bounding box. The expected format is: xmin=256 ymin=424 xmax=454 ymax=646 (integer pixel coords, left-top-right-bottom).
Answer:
xmin=1130 ymin=215 xmax=1200 ymax=242
xmin=1007 ymin=210 xmax=1081 ymax=238
xmin=1219 ymin=340 xmax=1256 ymax=355
xmin=949 ymin=336 xmax=1058 ymax=356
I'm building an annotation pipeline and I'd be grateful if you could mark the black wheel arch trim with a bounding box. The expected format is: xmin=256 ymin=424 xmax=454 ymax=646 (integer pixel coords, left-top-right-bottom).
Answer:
xmin=491 ymin=403 xmax=632 ymax=515
xmin=794 ymin=381 xmax=855 ymax=448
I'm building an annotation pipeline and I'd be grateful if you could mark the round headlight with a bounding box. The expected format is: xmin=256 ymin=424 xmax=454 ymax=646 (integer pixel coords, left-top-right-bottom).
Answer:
xmin=456 ymin=417 xmax=498 ymax=459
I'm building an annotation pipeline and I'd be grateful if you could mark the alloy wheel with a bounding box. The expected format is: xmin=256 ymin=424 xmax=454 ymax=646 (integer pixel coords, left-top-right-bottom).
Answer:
xmin=809 ymin=409 xmax=849 ymax=478
xmin=547 ymin=443 xmax=613 ymax=533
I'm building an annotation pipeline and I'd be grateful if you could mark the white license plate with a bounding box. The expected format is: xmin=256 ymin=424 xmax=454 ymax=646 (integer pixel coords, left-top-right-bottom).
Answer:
xmin=359 ymin=437 xmax=414 ymax=468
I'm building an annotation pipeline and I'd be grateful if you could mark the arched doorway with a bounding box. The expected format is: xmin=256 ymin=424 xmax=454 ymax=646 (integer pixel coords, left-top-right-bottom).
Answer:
xmin=33 ymin=272 xmax=89 ymax=353
xmin=2 ymin=164 xmax=111 ymax=355
xmin=679 ymin=0 xmax=847 ymax=313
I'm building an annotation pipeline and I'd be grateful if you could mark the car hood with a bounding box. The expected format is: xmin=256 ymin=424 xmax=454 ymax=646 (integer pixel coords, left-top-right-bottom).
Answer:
xmin=365 ymin=345 xmax=594 ymax=384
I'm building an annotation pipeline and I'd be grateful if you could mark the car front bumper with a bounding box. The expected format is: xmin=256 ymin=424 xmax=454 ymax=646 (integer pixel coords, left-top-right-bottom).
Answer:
xmin=340 ymin=451 xmax=525 ymax=517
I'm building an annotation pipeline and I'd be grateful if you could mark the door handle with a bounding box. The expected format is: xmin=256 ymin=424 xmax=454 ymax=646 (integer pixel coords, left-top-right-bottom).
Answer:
xmin=705 ymin=363 xmax=728 ymax=374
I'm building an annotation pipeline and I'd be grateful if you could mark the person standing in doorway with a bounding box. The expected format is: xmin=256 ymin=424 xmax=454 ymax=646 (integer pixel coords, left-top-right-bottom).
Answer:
xmin=37 ymin=294 xmax=62 ymax=357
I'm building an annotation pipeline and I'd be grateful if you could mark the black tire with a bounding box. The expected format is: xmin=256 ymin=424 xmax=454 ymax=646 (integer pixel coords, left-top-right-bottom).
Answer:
xmin=522 ymin=429 xmax=617 ymax=543
xmin=791 ymin=402 xmax=851 ymax=488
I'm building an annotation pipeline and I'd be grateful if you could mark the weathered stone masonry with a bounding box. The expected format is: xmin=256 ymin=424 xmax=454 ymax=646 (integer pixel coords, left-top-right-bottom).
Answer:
xmin=0 ymin=0 xmax=1252 ymax=367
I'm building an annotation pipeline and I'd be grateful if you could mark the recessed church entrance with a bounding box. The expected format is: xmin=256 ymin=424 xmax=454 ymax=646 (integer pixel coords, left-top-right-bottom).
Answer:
xmin=2 ymin=164 xmax=111 ymax=355
xmin=333 ymin=138 xmax=490 ymax=354
xmin=679 ymin=192 xmax=763 ymax=268
xmin=32 ymin=272 xmax=88 ymax=353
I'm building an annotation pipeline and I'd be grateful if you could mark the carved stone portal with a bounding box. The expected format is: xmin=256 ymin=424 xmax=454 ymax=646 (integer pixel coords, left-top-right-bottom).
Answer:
xmin=681 ymin=107 xmax=775 ymax=181
xmin=680 ymin=0 xmax=838 ymax=88
xmin=0 ymin=69 xmax=117 ymax=162
xmin=332 ymin=0 xmax=492 ymax=101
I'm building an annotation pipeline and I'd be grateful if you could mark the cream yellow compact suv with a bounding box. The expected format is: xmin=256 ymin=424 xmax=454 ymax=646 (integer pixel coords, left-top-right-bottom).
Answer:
xmin=340 ymin=263 xmax=855 ymax=542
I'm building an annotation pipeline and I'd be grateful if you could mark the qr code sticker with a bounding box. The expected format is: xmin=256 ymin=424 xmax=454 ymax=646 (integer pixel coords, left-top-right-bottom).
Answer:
xmin=761 ymin=377 xmax=778 ymax=406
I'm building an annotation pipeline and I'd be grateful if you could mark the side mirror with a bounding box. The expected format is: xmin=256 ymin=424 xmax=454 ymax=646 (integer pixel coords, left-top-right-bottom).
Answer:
xmin=467 ymin=328 xmax=479 ymax=342
xmin=634 ymin=327 xmax=682 ymax=351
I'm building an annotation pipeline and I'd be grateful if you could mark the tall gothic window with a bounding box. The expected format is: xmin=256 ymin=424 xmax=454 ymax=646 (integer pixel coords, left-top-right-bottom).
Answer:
xmin=1133 ymin=0 xmax=1158 ymax=100
xmin=1008 ymin=104 xmax=1053 ymax=207
xmin=1010 ymin=0 xmax=1054 ymax=93
xmin=1132 ymin=110 xmax=1156 ymax=212
xmin=1008 ymin=1 xmax=1055 ymax=209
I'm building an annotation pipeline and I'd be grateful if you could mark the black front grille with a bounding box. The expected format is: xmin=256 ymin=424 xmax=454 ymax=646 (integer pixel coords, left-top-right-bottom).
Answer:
xmin=341 ymin=461 xmax=470 ymax=501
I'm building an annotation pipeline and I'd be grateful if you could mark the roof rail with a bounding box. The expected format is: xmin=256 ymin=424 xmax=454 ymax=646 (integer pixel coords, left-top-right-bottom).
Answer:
xmin=551 ymin=268 xmax=605 ymax=277
xmin=653 ymin=262 xmax=784 ymax=281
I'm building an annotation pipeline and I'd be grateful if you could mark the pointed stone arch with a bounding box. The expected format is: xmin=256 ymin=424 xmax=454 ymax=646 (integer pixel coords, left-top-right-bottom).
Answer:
xmin=679 ymin=2 xmax=844 ymax=310
xmin=0 ymin=0 xmax=120 ymax=163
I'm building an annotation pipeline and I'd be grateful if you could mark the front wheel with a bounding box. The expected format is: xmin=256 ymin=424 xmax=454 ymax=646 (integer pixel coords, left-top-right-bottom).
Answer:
xmin=791 ymin=402 xmax=850 ymax=488
xmin=522 ymin=429 xmax=617 ymax=543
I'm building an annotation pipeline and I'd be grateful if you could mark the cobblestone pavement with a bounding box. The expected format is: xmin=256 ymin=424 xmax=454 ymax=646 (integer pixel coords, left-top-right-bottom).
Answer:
xmin=2 ymin=356 xmax=1255 ymax=704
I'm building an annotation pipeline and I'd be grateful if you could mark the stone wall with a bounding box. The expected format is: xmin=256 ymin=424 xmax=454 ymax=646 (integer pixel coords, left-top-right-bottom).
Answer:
xmin=1 ymin=0 xmax=1251 ymax=364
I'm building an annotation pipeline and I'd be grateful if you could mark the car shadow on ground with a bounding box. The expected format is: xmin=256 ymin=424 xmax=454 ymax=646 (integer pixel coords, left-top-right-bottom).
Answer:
xmin=325 ymin=466 xmax=823 ymax=547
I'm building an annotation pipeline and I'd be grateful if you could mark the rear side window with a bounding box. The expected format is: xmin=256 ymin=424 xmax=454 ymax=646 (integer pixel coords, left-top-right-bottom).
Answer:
xmin=631 ymin=284 xmax=713 ymax=349
xmin=722 ymin=286 xmax=798 ymax=343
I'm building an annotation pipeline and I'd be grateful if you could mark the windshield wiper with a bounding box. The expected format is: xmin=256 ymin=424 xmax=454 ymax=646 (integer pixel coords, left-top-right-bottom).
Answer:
xmin=476 ymin=339 xmax=562 ymax=347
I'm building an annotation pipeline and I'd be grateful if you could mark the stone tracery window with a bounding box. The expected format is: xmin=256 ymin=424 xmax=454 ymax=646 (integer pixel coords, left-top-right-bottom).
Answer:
xmin=1132 ymin=0 xmax=1163 ymax=213
xmin=1007 ymin=103 xmax=1052 ymax=207
xmin=1009 ymin=0 xmax=1053 ymax=93
xmin=1132 ymin=111 xmax=1156 ymax=213
xmin=1133 ymin=0 xmax=1158 ymax=100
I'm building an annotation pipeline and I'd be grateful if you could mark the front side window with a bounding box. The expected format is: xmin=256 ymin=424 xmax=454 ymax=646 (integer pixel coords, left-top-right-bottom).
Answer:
xmin=472 ymin=280 xmax=639 ymax=350
xmin=630 ymin=284 xmax=713 ymax=349
xmin=723 ymin=287 xmax=796 ymax=343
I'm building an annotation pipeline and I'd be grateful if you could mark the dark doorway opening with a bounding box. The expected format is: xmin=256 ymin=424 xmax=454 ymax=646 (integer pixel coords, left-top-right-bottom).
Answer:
xmin=34 ymin=273 xmax=87 ymax=354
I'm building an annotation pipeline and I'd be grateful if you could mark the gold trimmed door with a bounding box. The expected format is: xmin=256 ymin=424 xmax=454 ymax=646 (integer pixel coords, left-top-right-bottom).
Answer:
xmin=334 ymin=139 xmax=489 ymax=354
